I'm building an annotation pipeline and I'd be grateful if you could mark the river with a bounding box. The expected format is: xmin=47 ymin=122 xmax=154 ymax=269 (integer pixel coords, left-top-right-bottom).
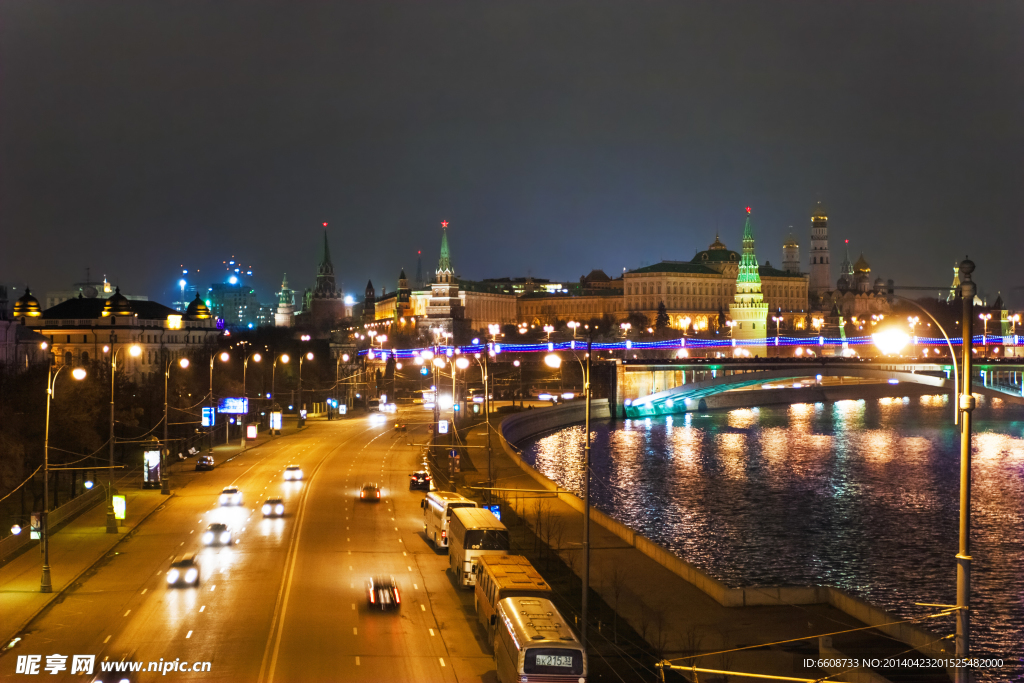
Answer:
xmin=520 ymin=393 xmax=1024 ymax=674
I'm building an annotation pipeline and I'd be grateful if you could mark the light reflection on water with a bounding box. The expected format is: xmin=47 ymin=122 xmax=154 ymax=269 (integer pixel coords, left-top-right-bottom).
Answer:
xmin=520 ymin=396 xmax=1024 ymax=668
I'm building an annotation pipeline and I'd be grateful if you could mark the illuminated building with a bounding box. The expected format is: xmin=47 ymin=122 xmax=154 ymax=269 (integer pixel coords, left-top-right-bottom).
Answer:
xmin=304 ymin=228 xmax=346 ymax=330
xmin=275 ymin=273 xmax=295 ymax=327
xmin=728 ymin=208 xmax=769 ymax=355
xmin=782 ymin=232 xmax=800 ymax=274
xmin=809 ymin=202 xmax=831 ymax=296
xmin=19 ymin=289 xmax=219 ymax=381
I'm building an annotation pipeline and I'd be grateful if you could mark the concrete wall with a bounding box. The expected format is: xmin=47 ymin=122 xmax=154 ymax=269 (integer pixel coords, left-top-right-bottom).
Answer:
xmin=499 ymin=401 xmax=952 ymax=661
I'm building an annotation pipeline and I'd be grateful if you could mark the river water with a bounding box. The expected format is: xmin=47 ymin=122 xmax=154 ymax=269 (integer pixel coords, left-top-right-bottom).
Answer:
xmin=520 ymin=394 xmax=1024 ymax=673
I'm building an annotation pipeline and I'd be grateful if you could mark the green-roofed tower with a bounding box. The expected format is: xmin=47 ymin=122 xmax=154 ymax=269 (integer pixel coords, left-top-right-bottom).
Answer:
xmin=426 ymin=220 xmax=465 ymax=341
xmin=728 ymin=207 xmax=768 ymax=356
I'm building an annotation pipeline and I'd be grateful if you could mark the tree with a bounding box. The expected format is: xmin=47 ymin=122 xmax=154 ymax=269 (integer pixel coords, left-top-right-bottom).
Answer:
xmin=655 ymin=302 xmax=670 ymax=332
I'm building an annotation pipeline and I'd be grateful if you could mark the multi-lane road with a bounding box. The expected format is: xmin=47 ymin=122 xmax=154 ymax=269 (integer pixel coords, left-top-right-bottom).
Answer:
xmin=8 ymin=409 xmax=496 ymax=682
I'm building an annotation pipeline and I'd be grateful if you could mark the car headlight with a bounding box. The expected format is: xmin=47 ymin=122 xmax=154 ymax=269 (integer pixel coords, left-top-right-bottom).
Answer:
xmin=220 ymin=532 xmax=231 ymax=543
xmin=167 ymin=569 xmax=180 ymax=583
xmin=275 ymin=504 xmax=284 ymax=514
xmin=185 ymin=568 xmax=198 ymax=583
xmin=203 ymin=532 xmax=214 ymax=544
xmin=284 ymin=472 xmax=292 ymax=480
xmin=262 ymin=504 xmax=271 ymax=514
xmin=219 ymin=496 xmax=227 ymax=504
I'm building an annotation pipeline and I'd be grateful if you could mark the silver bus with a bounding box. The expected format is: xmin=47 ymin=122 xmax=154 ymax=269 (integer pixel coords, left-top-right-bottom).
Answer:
xmin=448 ymin=507 xmax=509 ymax=588
xmin=421 ymin=490 xmax=477 ymax=549
xmin=494 ymin=596 xmax=587 ymax=683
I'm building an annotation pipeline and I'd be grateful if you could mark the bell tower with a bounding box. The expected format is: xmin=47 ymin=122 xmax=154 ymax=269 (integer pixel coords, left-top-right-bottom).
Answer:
xmin=809 ymin=202 xmax=831 ymax=296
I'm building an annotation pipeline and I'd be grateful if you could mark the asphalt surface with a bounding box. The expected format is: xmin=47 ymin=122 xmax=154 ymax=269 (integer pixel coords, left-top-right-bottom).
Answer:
xmin=4 ymin=408 xmax=496 ymax=682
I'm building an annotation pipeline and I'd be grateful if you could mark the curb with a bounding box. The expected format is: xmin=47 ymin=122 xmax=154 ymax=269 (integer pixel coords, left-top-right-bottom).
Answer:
xmin=1 ymin=493 xmax=174 ymax=653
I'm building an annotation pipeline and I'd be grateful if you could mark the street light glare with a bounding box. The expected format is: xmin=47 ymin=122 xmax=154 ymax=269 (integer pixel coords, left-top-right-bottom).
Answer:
xmin=179 ymin=358 xmax=190 ymax=369
xmin=342 ymin=353 xmax=350 ymax=362
xmin=219 ymin=352 xmax=230 ymax=362
xmin=129 ymin=345 xmax=142 ymax=357
xmin=455 ymin=357 xmax=470 ymax=369
xmin=306 ymin=352 xmax=314 ymax=360
xmin=253 ymin=353 xmax=262 ymax=362
xmin=71 ymin=367 xmax=87 ymax=380
xmin=872 ymin=329 xmax=911 ymax=355
xmin=432 ymin=357 xmax=446 ymax=368
xmin=281 ymin=354 xmax=290 ymax=363
xmin=544 ymin=353 xmax=562 ymax=368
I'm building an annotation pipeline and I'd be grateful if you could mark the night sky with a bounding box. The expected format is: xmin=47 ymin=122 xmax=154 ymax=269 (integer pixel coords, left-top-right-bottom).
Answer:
xmin=2 ymin=2 xmax=1021 ymax=307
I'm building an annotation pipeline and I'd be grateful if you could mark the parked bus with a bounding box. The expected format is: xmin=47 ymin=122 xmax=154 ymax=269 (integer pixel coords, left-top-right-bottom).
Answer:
xmin=421 ymin=491 xmax=477 ymax=550
xmin=448 ymin=507 xmax=509 ymax=588
xmin=475 ymin=555 xmax=552 ymax=646
xmin=494 ymin=596 xmax=586 ymax=683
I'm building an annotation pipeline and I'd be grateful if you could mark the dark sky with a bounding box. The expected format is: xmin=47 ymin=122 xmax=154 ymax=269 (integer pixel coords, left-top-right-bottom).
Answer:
xmin=2 ymin=1 xmax=1022 ymax=306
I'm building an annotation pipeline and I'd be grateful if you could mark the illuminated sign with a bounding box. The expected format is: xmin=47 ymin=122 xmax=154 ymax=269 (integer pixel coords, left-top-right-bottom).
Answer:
xmin=438 ymin=419 xmax=449 ymax=434
xmin=31 ymin=512 xmax=41 ymax=540
xmin=246 ymin=423 xmax=258 ymax=439
xmin=112 ymin=495 xmax=126 ymax=520
xmin=484 ymin=504 xmax=501 ymax=521
xmin=202 ymin=407 xmax=216 ymax=427
xmin=270 ymin=411 xmax=282 ymax=430
xmin=218 ymin=397 xmax=249 ymax=414
xmin=167 ymin=314 xmax=182 ymax=330
xmin=339 ymin=404 xmax=347 ymax=415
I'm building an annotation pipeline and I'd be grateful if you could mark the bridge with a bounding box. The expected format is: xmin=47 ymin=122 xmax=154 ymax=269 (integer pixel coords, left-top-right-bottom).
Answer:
xmin=618 ymin=358 xmax=1024 ymax=418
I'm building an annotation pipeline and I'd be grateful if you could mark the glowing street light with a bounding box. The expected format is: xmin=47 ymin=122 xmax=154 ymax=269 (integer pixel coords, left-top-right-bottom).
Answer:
xmin=872 ymin=329 xmax=910 ymax=356
xmin=103 ymin=343 xmax=140 ymax=533
xmin=567 ymin=321 xmax=580 ymax=338
xmin=544 ymin=353 xmax=562 ymax=368
xmin=543 ymin=325 xmax=554 ymax=341
xmin=162 ymin=356 xmax=191 ymax=495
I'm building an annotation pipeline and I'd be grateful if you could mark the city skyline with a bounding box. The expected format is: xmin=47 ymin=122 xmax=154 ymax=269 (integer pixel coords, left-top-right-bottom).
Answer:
xmin=2 ymin=2 xmax=1021 ymax=305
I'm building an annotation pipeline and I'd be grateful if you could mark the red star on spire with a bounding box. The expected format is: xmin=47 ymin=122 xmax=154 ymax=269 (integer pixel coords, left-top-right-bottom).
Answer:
xmin=323 ymin=222 xmax=328 ymax=227
xmin=746 ymin=206 xmax=751 ymax=214
xmin=441 ymin=220 xmax=448 ymax=228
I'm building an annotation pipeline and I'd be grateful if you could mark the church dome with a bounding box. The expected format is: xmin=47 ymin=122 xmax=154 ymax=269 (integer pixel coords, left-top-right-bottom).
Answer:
xmin=102 ymin=287 xmax=134 ymax=317
xmin=692 ymin=234 xmax=740 ymax=263
xmin=185 ymin=293 xmax=212 ymax=319
xmin=13 ymin=288 xmax=42 ymax=317
xmin=811 ymin=201 xmax=828 ymax=219
xmin=853 ymin=253 xmax=871 ymax=273
xmin=783 ymin=232 xmax=799 ymax=248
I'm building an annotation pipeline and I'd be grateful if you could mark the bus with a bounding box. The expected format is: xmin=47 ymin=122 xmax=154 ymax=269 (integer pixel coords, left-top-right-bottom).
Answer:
xmin=448 ymin=507 xmax=509 ymax=588
xmin=475 ymin=555 xmax=552 ymax=646
xmin=421 ymin=491 xmax=477 ymax=550
xmin=494 ymin=596 xmax=586 ymax=683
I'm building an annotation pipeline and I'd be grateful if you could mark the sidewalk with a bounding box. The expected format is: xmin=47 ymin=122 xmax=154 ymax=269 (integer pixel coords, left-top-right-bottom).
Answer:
xmin=452 ymin=413 xmax=949 ymax=682
xmin=0 ymin=421 xmax=297 ymax=651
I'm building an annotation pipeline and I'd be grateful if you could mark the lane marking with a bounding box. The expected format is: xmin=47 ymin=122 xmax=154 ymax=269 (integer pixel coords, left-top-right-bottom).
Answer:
xmin=413 ymin=584 xmax=418 ymax=589
xmin=211 ymin=585 xmax=216 ymax=591
xmin=420 ymin=604 xmax=425 ymax=611
xmin=186 ymin=630 xmax=193 ymax=639
xmin=124 ymin=610 xmax=131 ymax=617
xmin=351 ymin=603 xmax=355 ymax=610
xmin=403 ymin=551 xmax=407 ymax=557
xmin=408 ymin=566 xmax=412 ymax=571
xmin=200 ymin=605 xmax=206 ymax=612
xmin=349 ymin=566 xmax=353 ymax=570
xmin=190 ymin=530 xmax=194 ymax=534
xmin=439 ymin=658 xmax=445 ymax=667
xmin=352 ymin=627 xmax=358 ymax=635
xmin=103 ymin=635 xmax=111 ymax=643
xmin=355 ymin=657 xmax=360 ymax=666
xmin=141 ymin=588 xmax=147 ymax=595
xmin=429 ymin=628 xmax=435 ymax=636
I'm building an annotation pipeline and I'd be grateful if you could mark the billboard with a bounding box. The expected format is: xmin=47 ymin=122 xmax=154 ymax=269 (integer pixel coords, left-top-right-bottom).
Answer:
xmin=218 ymin=397 xmax=249 ymax=414
xmin=270 ymin=411 xmax=282 ymax=431
xmin=438 ymin=419 xmax=449 ymax=434
xmin=246 ymin=423 xmax=258 ymax=440
xmin=112 ymin=495 xmax=127 ymax=520
xmin=143 ymin=450 xmax=161 ymax=489
xmin=202 ymin=407 xmax=216 ymax=427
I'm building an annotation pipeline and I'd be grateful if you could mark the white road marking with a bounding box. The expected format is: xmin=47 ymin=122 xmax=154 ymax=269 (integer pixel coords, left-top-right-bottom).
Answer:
xmin=408 ymin=566 xmax=413 ymax=571
xmin=413 ymin=584 xmax=418 ymax=589
xmin=420 ymin=604 xmax=425 ymax=611
xmin=395 ymin=527 xmax=399 ymax=531
xmin=211 ymin=585 xmax=216 ymax=591
xmin=351 ymin=603 xmax=355 ymax=610
xmin=439 ymin=658 xmax=445 ymax=667
xmin=355 ymin=657 xmax=360 ymax=666
xmin=186 ymin=630 xmax=193 ymax=639
xmin=103 ymin=635 xmax=111 ymax=643
xmin=349 ymin=566 xmax=353 ymax=570
xmin=352 ymin=627 xmax=358 ymax=635
xmin=179 ymin=541 xmax=184 ymax=546
xmin=141 ymin=588 xmax=147 ymax=595
xmin=200 ymin=605 xmax=206 ymax=612
xmin=190 ymin=530 xmax=194 ymax=534
xmin=398 ymin=539 xmax=403 ymax=543
xmin=429 ymin=628 xmax=435 ymax=636
xmin=124 ymin=610 xmax=131 ymax=617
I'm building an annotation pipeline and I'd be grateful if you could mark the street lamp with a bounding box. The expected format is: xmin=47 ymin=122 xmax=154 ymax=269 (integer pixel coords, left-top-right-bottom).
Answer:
xmin=207 ymin=351 xmax=229 ymax=452
xmin=726 ymin=320 xmax=737 ymax=336
xmin=243 ymin=352 xmax=261 ymax=401
xmin=543 ymin=325 xmax=554 ymax=341
xmin=487 ymin=324 xmax=501 ymax=343
xmin=105 ymin=343 xmax=141 ymax=533
xmin=1009 ymin=313 xmax=1019 ymax=336
xmin=567 ymin=321 xmax=580 ymax=339
xmin=298 ymin=351 xmax=314 ymax=426
xmin=771 ymin=314 xmax=783 ymax=340
xmin=979 ymin=312 xmax=991 ymax=357
xmin=272 ymin=353 xmax=289 ymax=408
xmin=544 ymin=339 xmax=594 ymax=652
xmin=162 ymin=357 xmax=190 ymax=495
xmin=41 ymin=360 xmax=86 ymax=592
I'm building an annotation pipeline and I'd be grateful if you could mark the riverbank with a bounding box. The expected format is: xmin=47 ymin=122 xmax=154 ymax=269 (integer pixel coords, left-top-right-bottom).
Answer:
xmin=490 ymin=397 xmax=957 ymax=682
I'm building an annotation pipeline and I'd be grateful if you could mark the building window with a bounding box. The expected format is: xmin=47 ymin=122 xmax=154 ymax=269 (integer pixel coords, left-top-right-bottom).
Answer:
xmin=81 ymin=351 xmax=89 ymax=363
xmin=64 ymin=351 xmax=73 ymax=365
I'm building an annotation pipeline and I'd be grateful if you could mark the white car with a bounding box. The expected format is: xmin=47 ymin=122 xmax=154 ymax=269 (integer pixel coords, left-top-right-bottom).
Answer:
xmin=284 ymin=465 xmax=303 ymax=481
xmin=219 ymin=487 xmax=243 ymax=506
xmin=202 ymin=523 xmax=232 ymax=546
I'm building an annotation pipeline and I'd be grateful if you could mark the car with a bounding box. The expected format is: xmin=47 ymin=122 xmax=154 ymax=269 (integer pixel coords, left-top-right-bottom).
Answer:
xmin=359 ymin=482 xmax=381 ymax=501
xmin=283 ymin=465 xmax=303 ymax=481
xmin=366 ymin=575 xmax=401 ymax=610
xmin=219 ymin=487 xmax=243 ymax=506
xmin=195 ymin=455 xmax=215 ymax=471
xmin=409 ymin=471 xmax=431 ymax=491
xmin=202 ymin=523 xmax=232 ymax=546
xmin=166 ymin=554 xmax=200 ymax=587
xmin=262 ymin=498 xmax=285 ymax=517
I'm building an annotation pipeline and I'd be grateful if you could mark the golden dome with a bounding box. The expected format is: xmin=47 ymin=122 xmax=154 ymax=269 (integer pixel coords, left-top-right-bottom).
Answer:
xmin=13 ymin=288 xmax=42 ymax=317
xmin=185 ymin=293 xmax=212 ymax=320
xmin=853 ymin=253 xmax=871 ymax=274
xmin=101 ymin=287 xmax=134 ymax=316
xmin=783 ymin=232 xmax=799 ymax=248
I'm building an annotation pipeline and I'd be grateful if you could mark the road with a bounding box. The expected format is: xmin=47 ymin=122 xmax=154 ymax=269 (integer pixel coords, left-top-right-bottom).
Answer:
xmin=4 ymin=408 xmax=496 ymax=682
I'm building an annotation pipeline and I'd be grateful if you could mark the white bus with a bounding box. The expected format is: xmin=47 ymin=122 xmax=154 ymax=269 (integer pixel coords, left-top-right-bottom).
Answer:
xmin=494 ymin=596 xmax=587 ymax=683
xmin=475 ymin=555 xmax=552 ymax=647
xmin=421 ymin=491 xmax=477 ymax=550
xmin=448 ymin=507 xmax=509 ymax=588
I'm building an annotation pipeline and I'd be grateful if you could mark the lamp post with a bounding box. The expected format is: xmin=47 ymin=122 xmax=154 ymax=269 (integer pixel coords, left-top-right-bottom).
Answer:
xmin=567 ymin=321 xmax=579 ymax=339
xmin=41 ymin=361 xmax=87 ymax=592
xmin=335 ymin=352 xmax=351 ymax=416
xmin=162 ymin=357 xmax=190 ymax=495
xmin=272 ymin=353 xmax=290 ymax=408
xmin=955 ymin=259 xmax=977 ymax=678
xmin=544 ymin=336 xmax=593 ymax=651
xmin=105 ymin=343 xmax=140 ymax=534
xmin=298 ymin=351 xmax=314 ymax=426
xmin=543 ymin=325 xmax=554 ymax=342
xmin=208 ymin=351 xmax=229 ymax=452
xmin=979 ymin=312 xmax=991 ymax=358
xmin=469 ymin=352 xmax=494 ymax=499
